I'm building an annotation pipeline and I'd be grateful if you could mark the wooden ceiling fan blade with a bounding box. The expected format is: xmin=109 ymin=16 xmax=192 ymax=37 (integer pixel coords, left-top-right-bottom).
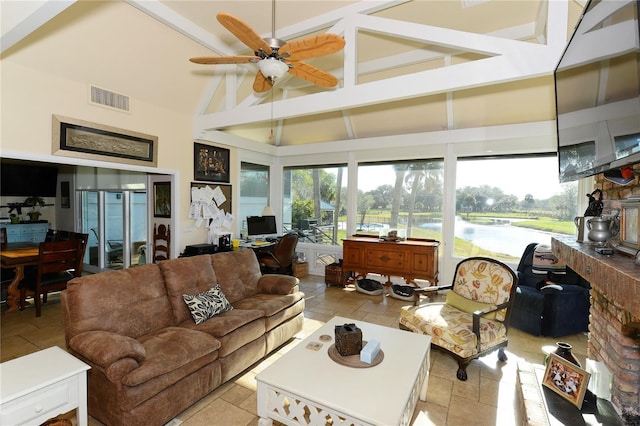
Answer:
xmin=189 ymin=55 xmax=259 ymax=65
xmin=288 ymin=61 xmax=338 ymax=87
xmin=279 ymin=34 xmax=345 ymax=62
xmin=217 ymin=13 xmax=272 ymax=55
xmin=253 ymin=72 xmax=273 ymax=93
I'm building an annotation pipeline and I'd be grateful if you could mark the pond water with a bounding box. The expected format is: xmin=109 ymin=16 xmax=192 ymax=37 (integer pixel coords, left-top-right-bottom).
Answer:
xmin=420 ymin=216 xmax=570 ymax=258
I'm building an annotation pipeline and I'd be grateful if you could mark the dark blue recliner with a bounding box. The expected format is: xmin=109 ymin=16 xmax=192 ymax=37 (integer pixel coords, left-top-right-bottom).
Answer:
xmin=511 ymin=243 xmax=591 ymax=337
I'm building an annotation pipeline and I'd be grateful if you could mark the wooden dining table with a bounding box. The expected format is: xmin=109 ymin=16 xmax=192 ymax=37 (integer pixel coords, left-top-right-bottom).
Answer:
xmin=1 ymin=242 xmax=39 ymax=312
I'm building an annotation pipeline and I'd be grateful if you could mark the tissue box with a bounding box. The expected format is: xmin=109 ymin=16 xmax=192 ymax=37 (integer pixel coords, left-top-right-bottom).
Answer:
xmin=360 ymin=340 xmax=381 ymax=364
xmin=335 ymin=323 xmax=362 ymax=356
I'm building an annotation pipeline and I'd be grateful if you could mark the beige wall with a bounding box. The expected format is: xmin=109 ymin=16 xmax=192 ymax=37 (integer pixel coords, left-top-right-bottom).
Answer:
xmin=0 ymin=59 xmax=214 ymax=250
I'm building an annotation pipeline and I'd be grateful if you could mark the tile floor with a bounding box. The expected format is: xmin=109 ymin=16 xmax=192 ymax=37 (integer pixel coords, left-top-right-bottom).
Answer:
xmin=1 ymin=275 xmax=588 ymax=426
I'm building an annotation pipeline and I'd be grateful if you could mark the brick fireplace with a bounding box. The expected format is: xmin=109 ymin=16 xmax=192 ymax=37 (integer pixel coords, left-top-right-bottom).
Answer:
xmin=552 ymin=236 xmax=640 ymax=420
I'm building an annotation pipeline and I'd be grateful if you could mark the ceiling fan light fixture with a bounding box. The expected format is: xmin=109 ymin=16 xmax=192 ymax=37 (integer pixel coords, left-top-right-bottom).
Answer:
xmin=258 ymin=58 xmax=289 ymax=83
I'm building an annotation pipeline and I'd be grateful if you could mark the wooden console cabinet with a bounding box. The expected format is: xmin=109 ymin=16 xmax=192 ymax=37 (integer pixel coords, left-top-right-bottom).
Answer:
xmin=342 ymin=236 xmax=439 ymax=286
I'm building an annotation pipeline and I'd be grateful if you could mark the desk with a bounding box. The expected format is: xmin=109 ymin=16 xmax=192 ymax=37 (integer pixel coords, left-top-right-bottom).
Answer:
xmin=239 ymin=241 xmax=276 ymax=250
xmin=342 ymin=236 xmax=439 ymax=287
xmin=1 ymin=242 xmax=39 ymax=312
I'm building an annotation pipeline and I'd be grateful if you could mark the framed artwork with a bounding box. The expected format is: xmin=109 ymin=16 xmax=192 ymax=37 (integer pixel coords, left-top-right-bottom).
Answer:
xmin=60 ymin=181 xmax=70 ymax=208
xmin=194 ymin=143 xmax=230 ymax=183
xmin=52 ymin=114 xmax=157 ymax=166
xmin=542 ymin=354 xmax=591 ymax=409
xmin=619 ymin=201 xmax=640 ymax=251
xmin=154 ymin=182 xmax=171 ymax=218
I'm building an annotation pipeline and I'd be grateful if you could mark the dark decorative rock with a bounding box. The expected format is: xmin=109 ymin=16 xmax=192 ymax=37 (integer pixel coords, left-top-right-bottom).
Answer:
xmin=335 ymin=323 xmax=362 ymax=356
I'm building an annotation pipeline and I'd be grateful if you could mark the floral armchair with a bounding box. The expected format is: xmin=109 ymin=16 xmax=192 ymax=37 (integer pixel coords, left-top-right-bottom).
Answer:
xmin=399 ymin=257 xmax=518 ymax=381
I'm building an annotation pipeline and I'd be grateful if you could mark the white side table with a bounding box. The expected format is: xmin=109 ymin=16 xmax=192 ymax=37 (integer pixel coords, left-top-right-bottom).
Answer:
xmin=0 ymin=346 xmax=91 ymax=426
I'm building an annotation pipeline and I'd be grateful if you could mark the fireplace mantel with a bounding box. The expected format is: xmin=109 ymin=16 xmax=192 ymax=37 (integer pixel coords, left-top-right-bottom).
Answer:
xmin=551 ymin=236 xmax=640 ymax=322
xmin=552 ymin=236 xmax=640 ymax=418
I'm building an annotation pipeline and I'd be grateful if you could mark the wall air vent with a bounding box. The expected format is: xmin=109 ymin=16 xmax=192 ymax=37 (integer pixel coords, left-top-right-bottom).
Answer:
xmin=89 ymin=85 xmax=130 ymax=112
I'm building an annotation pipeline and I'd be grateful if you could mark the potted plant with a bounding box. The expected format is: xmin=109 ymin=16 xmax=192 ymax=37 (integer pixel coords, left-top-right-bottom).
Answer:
xmin=24 ymin=196 xmax=45 ymax=221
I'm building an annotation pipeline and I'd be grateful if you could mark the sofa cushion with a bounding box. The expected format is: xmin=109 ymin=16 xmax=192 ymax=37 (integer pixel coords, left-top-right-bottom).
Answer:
xmin=64 ymin=264 xmax=173 ymax=340
xmin=210 ymin=250 xmax=262 ymax=303
xmin=178 ymin=309 xmax=266 ymax=357
xmin=233 ymin=292 xmax=304 ymax=318
xmin=122 ymin=327 xmax=220 ymax=387
xmin=160 ymin=255 xmax=219 ymax=324
xmin=445 ymin=290 xmax=497 ymax=320
xmin=179 ymin=308 xmax=264 ymax=338
xmin=183 ymin=285 xmax=233 ymax=325
xmin=399 ymin=303 xmax=507 ymax=359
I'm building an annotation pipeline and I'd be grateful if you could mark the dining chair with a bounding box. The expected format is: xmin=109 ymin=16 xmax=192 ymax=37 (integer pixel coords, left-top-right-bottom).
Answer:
xmin=0 ymin=227 xmax=7 ymax=249
xmin=41 ymin=229 xmax=88 ymax=272
xmin=68 ymin=232 xmax=89 ymax=274
xmin=152 ymin=224 xmax=170 ymax=262
xmin=40 ymin=231 xmax=89 ymax=305
xmin=1 ymin=227 xmax=15 ymax=302
xmin=19 ymin=239 xmax=82 ymax=317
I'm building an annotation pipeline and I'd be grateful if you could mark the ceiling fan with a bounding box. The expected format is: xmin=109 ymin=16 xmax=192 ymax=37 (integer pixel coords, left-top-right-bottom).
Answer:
xmin=189 ymin=7 xmax=345 ymax=93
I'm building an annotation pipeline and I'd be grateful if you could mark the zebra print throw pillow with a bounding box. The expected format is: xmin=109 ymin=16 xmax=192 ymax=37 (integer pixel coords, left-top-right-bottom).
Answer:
xmin=183 ymin=285 xmax=233 ymax=325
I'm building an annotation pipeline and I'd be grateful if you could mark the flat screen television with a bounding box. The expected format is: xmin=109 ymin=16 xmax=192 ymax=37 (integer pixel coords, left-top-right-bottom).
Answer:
xmin=555 ymin=0 xmax=640 ymax=183
xmin=246 ymin=216 xmax=277 ymax=239
xmin=1 ymin=161 xmax=58 ymax=197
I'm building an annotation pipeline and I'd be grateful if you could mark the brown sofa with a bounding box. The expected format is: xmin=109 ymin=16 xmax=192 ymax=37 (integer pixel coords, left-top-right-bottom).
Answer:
xmin=60 ymin=249 xmax=305 ymax=426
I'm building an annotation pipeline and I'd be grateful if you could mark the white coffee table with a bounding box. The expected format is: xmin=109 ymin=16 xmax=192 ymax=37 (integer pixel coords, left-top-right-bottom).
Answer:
xmin=256 ymin=316 xmax=431 ymax=426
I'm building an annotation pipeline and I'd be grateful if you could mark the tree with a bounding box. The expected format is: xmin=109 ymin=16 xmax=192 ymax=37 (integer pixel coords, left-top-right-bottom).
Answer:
xmin=369 ymin=185 xmax=394 ymax=209
xmin=404 ymin=163 xmax=429 ymax=235
xmin=460 ymin=195 xmax=476 ymax=218
xmin=523 ymin=193 xmax=535 ymax=213
xmin=390 ymin=164 xmax=408 ymax=227
xmin=333 ymin=168 xmax=343 ymax=242
xmin=357 ymin=191 xmax=374 ymax=227
xmin=550 ymin=184 xmax=578 ymax=220
xmin=312 ymin=169 xmax=321 ymax=223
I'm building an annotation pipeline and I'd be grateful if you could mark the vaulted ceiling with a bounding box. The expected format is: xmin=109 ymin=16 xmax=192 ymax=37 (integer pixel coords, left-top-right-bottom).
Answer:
xmin=2 ymin=0 xmax=586 ymax=147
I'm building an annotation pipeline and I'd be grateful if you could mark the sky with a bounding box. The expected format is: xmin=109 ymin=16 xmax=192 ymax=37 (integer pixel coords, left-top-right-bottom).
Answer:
xmin=357 ymin=157 xmax=569 ymax=201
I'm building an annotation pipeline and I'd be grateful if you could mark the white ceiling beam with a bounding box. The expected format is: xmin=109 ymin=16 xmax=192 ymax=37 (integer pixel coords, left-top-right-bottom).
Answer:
xmin=284 ymin=20 xmax=540 ymax=91
xmin=195 ymin=3 xmax=568 ymax=132
xmin=194 ymin=46 xmax=561 ymax=132
xmin=1 ymin=0 xmax=76 ymax=54
xmin=351 ymin=14 xmax=529 ymax=56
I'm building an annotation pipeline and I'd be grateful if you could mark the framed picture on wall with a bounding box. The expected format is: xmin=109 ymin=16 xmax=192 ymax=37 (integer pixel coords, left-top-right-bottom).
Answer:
xmin=153 ymin=182 xmax=171 ymax=218
xmin=194 ymin=143 xmax=230 ymax=183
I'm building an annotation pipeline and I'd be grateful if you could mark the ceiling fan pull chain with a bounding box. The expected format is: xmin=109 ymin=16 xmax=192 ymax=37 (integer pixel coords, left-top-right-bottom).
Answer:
xmin=271 ymin=0 xmax=276 ymax=40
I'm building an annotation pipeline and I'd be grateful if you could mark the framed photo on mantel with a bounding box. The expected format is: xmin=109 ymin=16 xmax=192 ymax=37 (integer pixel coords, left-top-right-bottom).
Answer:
xmin=618 ymin=201 xmax=640 ymax=255
xmin=542 ymin=353 xmax=590 ymax=409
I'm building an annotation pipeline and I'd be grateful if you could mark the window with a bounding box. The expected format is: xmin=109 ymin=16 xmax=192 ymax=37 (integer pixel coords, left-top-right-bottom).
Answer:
xmin=454 ymin=155 xmax=578 ymax=262
xmin=239 ymin=162 xmax=269 ymax=237
xmin=357 ymin=160 xmax=444 ymax=241
xmin=283 ymin=165 xmax=347 ymax=245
